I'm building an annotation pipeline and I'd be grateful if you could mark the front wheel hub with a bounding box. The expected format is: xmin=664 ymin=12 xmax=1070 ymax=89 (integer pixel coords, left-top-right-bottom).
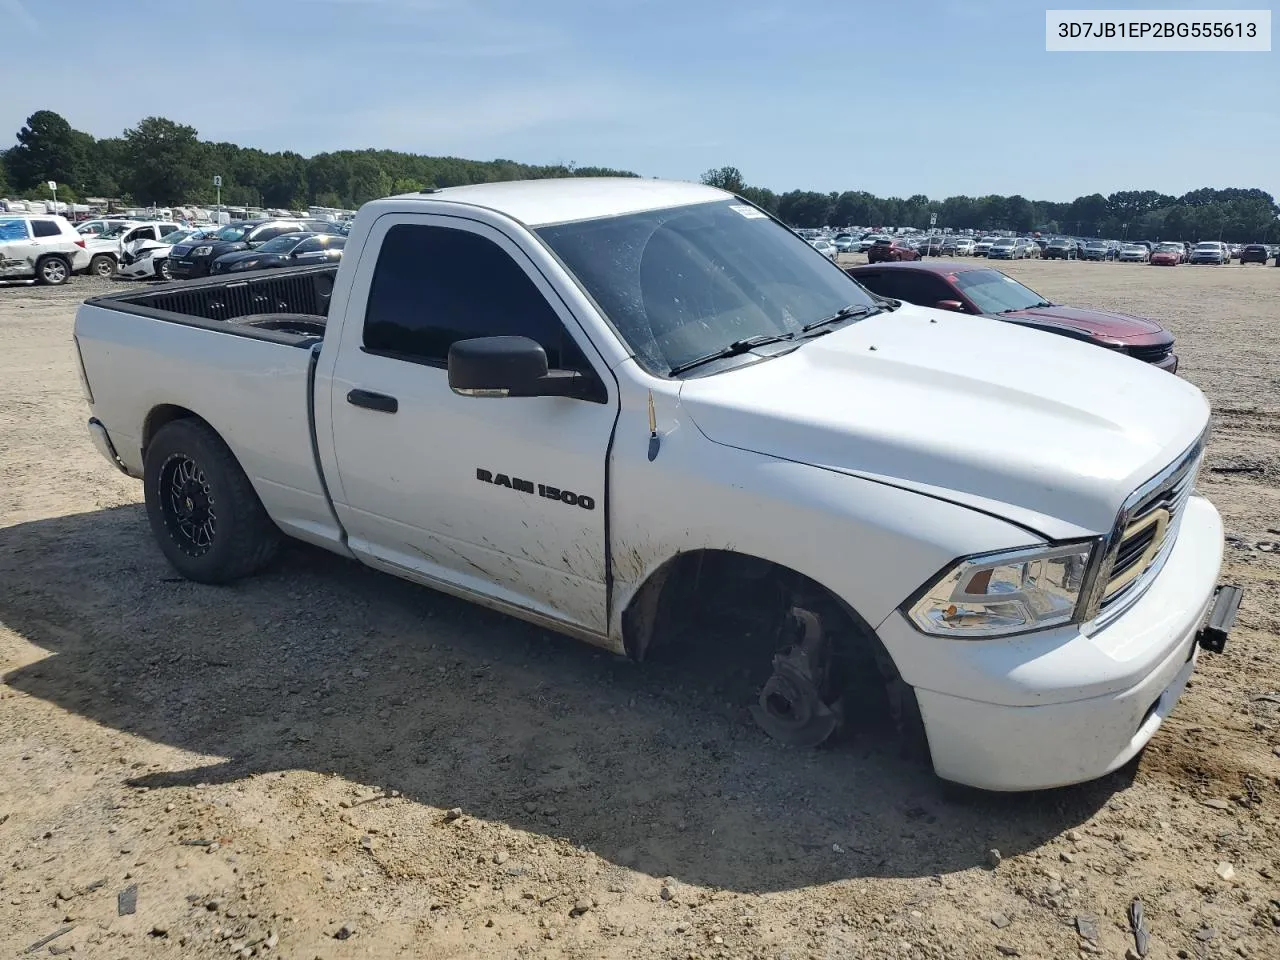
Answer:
xmin=749 ymin=607 xmax=840 ymax=748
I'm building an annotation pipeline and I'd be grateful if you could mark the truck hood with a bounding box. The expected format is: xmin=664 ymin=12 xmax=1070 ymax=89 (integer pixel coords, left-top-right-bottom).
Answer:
xmin=678 ymin=304 xmax=1209 ymax=537
xmin=991 ymin=304 xmax=1169 ymax=344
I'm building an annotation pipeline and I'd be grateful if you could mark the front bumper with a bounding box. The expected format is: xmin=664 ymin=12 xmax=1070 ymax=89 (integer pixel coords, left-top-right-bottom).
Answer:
xmin=878 ymin=495 xmax=1231 ymax=791
xmin=117 ymin=258 xmax=156 ymax=279
xmin=168 ymin=258 xmax=212 ymax=278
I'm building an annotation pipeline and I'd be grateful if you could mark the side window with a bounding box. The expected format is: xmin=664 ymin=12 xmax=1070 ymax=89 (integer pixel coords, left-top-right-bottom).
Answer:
xmin=292 ymin=237 xmax=323 ymax=254
xmin=159 ymin=224 xmax=178 ymax=237
xmin=0 ymin=219 xmax=31 ymax=241
xmin=253 ymin=226 xmax=284 ymax=242
xmin=134 ymin=227 xmax=157 ymax=242
xmin=872 ymin=271 xmax=942 ymax=306
xmin=848 ymin=271 xmax=889 ymax=298
xmin=363 ymin=223 xmax=569 ymax=368
xmin=31 ymin=219 xmax=61 ymax=238
xmin=911 ymin=274 xmax=958 ymax=305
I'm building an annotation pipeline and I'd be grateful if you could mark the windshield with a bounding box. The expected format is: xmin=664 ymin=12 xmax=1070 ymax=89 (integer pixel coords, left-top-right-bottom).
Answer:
xmin=991 ymin=238 xmax=1015 ymax=247
xmin=536 ymin=199 xmax=878 ymax=376
xmin=257 ymin=234 xmax=308 ymax=253
xmin=214 ymin=224 xmax=252 ymax=242
xmin=1155 ymin=243 xmax=1181 ymax=252
xmin=159 ymin=230 xmax=195 ymax=246
xmin=98 ymin=224 xmax=132 ymax=239
xmin=951 ymin=269 xmax=1050 ymax=313
xmin=1195 ymin=242 xmax=1219 ymax=250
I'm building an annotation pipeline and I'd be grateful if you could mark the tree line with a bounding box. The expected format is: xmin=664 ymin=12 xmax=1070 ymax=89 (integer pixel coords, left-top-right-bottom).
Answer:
xmin=0 ymin=110 xmax=638 ymax=211
xmin=702 ymin=166 xmax=1279 ymax=243
xmin=2 ymin=110 xmax=1276 ymax=243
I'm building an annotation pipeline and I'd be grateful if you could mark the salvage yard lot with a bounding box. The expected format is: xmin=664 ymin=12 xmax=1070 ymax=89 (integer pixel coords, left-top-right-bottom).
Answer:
xmin=1 ymin=262 xmax=1278 ymax=960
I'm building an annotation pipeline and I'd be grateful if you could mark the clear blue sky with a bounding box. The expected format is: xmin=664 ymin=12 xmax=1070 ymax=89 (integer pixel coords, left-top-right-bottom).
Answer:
xmin=2 ymin=0 xmax=1274 ymax=201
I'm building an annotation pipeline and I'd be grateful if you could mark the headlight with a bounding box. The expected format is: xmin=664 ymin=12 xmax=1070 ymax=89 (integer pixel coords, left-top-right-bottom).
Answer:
xmin=907 ymin=542 xmax=1096 ymax=638
xmin=192 ymin=246 xmax=213 ymax=256
xmin=136 ymin=249 xmax=154 ymax=260
xmin=229 ymin=260 xmax=258 ymax=271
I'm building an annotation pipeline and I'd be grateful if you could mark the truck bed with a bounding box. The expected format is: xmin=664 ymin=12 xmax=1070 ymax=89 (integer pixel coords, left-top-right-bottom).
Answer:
xmin=75 ymin=262 xmax=347 ymax=553
xmin=85 ymin=264 xmax=338 ymax=346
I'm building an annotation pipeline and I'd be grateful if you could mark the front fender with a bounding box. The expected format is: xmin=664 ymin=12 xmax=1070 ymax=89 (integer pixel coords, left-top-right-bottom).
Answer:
xmin=607 ymin=404 xmax=1043 ymax=642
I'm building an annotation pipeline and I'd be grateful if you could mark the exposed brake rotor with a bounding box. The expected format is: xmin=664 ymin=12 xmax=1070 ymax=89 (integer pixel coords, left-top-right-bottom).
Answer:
xmin=749 ymin=606 xmax=840 ymax=748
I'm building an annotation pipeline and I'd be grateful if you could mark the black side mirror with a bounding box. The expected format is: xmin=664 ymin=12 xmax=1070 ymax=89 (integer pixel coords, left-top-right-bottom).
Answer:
xmin=448 ymin=336 xmax=585 ymax=399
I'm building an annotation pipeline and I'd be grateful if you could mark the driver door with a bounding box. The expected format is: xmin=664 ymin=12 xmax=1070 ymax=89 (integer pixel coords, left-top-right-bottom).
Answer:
xmin=323 ymin=215 xmax=617 ymax=636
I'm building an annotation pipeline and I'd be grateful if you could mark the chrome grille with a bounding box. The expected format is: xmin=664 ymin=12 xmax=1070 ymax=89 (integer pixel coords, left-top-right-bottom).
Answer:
xmin=1094 ymin=438 xmax=1203 ymax=616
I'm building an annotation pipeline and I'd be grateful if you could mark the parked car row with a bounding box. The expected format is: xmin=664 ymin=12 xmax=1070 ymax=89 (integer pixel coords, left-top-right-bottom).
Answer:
xmin=818 ymin=229 xmax=1279 ymax=267
xmin=1 ymin=210 xmax=352 ymax=286
xmin=168 ymin=218 xmax=343 ymax=279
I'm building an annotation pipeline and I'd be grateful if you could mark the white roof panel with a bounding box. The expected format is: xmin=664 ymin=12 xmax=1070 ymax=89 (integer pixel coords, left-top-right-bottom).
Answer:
xmin=384 ymin=177 xmax=729 ymax=227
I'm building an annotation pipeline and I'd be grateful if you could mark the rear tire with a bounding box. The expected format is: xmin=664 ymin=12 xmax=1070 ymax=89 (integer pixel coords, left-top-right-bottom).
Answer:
xmin=144 ymin=418 xmax=281 ymax=584
xmin=34 ymin=255 xmax=70 ymax=285
xmin=90 ymin=254 xmax=116 ymax=278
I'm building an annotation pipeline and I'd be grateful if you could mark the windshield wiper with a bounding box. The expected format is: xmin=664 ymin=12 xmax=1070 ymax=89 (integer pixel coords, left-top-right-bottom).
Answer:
xmin=667 ymin=333 xmax=796 ymax=376
xmin=801 ymin=303 xmax=879 ymax=333
xmin=1001 ymin=300 xmax=1053 ymax=313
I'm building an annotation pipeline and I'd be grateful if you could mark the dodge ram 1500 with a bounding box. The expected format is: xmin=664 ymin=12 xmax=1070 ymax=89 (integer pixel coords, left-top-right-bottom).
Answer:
xmin=73 ymin=178 xmax=1241 ymax=790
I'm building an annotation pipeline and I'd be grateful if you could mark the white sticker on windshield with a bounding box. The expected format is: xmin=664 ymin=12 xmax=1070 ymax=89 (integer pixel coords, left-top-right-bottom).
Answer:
xmin=728 ymin=204 xmax=768 ymax=219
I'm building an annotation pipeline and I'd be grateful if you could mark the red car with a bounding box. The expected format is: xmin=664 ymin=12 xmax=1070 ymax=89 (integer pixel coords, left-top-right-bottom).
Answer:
xmin=845 ymin=261 xmax=1178 ymax=372
xmin=1149 ymin=243 xmax=1183 ymax=266
xmin=866 ymin=237 xmax=920 ymax=263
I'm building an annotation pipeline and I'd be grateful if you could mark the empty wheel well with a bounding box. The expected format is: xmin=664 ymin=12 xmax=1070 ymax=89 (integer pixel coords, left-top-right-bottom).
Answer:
xmin=143 ymin=404 xmax=201 ymax=455
xmin=621 ymin=549 xmax=881 ymax=660
xmin=620 ymin=549 xmax=926 ymax=751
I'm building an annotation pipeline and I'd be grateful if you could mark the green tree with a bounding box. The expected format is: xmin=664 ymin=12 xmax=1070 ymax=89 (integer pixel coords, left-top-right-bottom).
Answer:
xmin=1065 ymin=193 xmax=1109 ymax=235
xmin=1005 ymin=195 xmax=1035 ymax=233
xmin=260 ymin=152 xmax=309 ymax=208
xmin=347 ymin=153 xmax=393 ymax=206
xmin=6 ymin=110 xmax=84 ymax=192
xmin=28 ymin=181 xmax=78 ymax=207
xmin=391 ymin=177 xmax=426 ymax=195
xmin=699 ymin=165 xmax=745 ymax=193
xmin=776 ymin=190 xmax=833 ymax=228
xmin=737 ymin=185 xmax=778 ymax=213
xmin=0 ymin=152 xmax=10 ymax=197
xmin=121 ymin=116 xmax=206 ymax=204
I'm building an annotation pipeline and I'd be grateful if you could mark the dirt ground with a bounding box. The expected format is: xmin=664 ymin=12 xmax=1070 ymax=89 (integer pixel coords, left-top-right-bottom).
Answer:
xmin=1 ymin=260 xmax=1278 ymax=960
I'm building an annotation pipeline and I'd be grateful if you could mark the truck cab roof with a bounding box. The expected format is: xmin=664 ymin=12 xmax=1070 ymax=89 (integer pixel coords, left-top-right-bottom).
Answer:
xmin=383 ymin=177 xmax=727 ymax=228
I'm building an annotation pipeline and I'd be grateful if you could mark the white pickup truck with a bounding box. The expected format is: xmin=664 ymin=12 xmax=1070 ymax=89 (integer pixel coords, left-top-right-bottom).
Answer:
xmin=73 ymin=178 xmax=1240 ymax=791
